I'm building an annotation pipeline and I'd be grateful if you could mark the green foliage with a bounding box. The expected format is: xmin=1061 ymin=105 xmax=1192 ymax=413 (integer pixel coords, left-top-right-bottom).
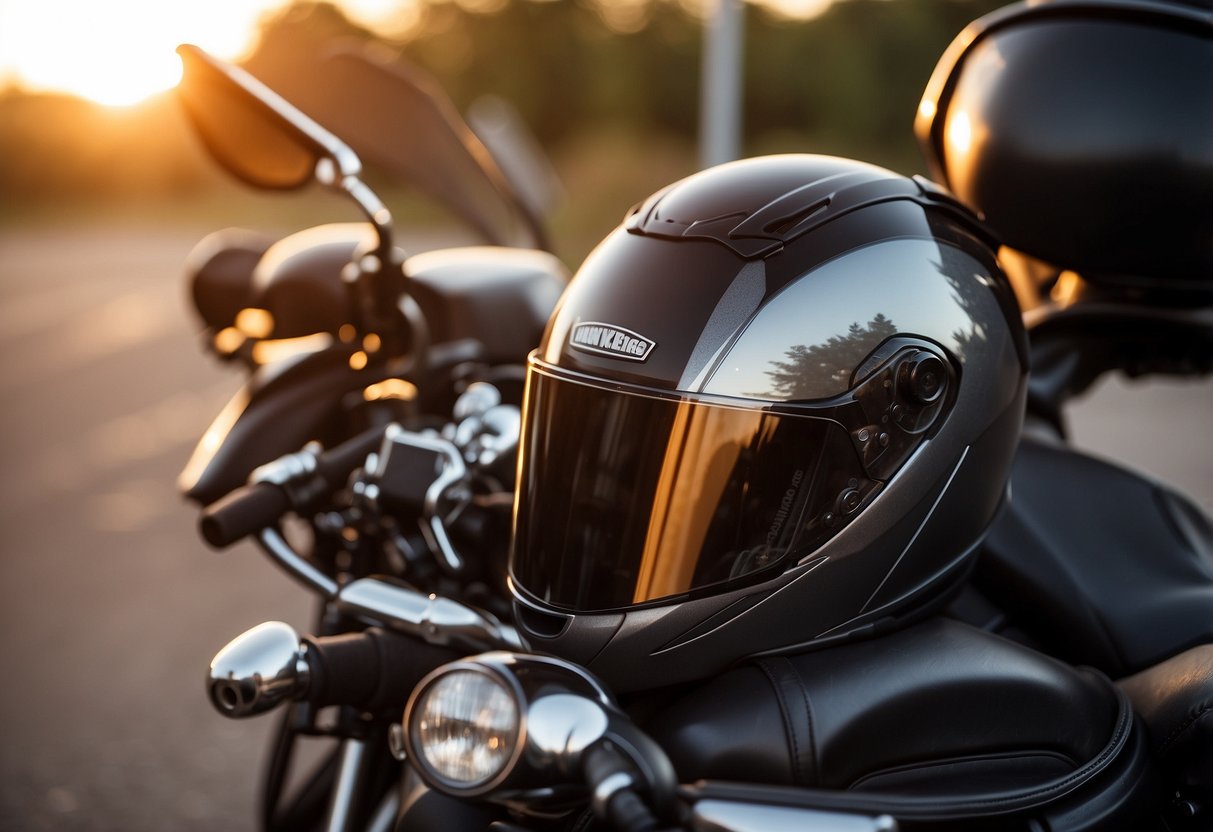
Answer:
xmin=0 ymin=0 xmax=1010 ymax=240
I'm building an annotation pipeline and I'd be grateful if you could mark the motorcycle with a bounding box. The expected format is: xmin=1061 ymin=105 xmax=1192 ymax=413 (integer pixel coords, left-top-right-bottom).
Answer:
xmin=177 ymin=1 xmax=1212 ymax=830
xmin=175 ymin=41 xmax=566 ymax=831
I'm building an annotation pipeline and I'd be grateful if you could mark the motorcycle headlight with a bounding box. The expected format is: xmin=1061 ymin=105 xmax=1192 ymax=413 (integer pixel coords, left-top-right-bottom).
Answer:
xmin=404 ymin=652 xmax=623 ymax=804
xmin=406 ymin=664 xmax=523 ymax=794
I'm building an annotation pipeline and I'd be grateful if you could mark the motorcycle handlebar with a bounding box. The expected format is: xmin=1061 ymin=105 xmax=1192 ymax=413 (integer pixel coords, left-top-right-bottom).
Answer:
xmin=200 ymin=482 xmax=291 ymax=548
xmin=302 ymin=627 xmax=462 ymax=713
xmin=199 ymin=427 xmax=387 ymax=549
xmin=208 ymin=623 xmax=462 ymax=718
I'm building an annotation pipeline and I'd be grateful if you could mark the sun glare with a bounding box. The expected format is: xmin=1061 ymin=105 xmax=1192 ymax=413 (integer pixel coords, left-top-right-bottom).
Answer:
xmin=0 ymin=0 xmax=839 ymax=107
xmin=0 ymin=0 xmax=291 ymax=106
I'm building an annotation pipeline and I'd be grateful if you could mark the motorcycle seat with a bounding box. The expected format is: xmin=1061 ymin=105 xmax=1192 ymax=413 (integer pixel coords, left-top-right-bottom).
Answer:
xmin=646 ymin=616 xmax=1157 ymax=829
xmin=976 ymin=435 xmax=1213 ymax=678
xmin=1119 ymin=644 xmax=1213 ymax=823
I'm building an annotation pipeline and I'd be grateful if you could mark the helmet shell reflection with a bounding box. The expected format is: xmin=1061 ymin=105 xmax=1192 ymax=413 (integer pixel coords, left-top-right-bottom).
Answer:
xmin=510 ymin=155 xmax=1027 ymax=691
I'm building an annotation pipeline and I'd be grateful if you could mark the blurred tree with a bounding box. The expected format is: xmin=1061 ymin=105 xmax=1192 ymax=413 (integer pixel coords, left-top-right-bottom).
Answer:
xmin=0 ymin=0 xmax=1010 ymax=237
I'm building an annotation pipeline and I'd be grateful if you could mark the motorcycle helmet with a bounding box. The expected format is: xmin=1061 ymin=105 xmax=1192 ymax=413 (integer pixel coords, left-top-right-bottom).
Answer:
xmin=509 ymin=155 xmax=1028 ymax=691
xmin=915 ymin=0 xmax=1213 ymax=300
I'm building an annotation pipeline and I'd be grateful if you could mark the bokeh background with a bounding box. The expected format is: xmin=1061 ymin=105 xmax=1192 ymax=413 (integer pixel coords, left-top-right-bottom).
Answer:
xmin=1 ymin=0 xmax=1210 ymax=829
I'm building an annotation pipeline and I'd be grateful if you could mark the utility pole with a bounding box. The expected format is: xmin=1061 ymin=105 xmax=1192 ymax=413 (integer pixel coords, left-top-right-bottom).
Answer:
xmin=699 ymin=0 xmax=745 ymax=169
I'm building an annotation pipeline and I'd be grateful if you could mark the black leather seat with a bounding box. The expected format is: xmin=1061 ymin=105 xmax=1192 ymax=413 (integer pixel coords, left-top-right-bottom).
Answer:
xmin=647 ymin=617 xmax=1157 ymax=829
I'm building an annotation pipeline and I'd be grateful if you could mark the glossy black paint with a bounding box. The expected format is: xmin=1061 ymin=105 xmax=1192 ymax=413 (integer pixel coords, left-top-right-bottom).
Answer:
xmin=511 ymin=155 xmax=1029 ymax=691
xmin=406 ymin=246 xmax=568 ymax=366
xmin=917 ymin=0 xmax=1213 ymax=294
xmin=250 ymin=224 xmax=369 ymax=338
xmin=178 ymin=344 xmax=387 ymax=506
xmin=180 ymin=239 xmax=566 ymax=507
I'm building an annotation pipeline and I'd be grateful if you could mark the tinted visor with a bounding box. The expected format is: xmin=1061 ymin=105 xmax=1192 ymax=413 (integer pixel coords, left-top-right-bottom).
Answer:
xmin=510 ymin=362 xmax=881 ymax=613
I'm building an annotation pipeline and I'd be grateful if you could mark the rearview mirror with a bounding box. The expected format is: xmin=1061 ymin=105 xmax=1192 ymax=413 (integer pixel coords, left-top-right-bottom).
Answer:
xmin=176 ymin=43 xmax=361 ymax=191
xmin=175 ymin=45 xmax=413 ymax=350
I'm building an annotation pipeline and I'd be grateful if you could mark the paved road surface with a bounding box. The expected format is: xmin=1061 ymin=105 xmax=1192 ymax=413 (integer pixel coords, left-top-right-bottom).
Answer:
xmin=0 ymin=225 xmax=1209 ymax=830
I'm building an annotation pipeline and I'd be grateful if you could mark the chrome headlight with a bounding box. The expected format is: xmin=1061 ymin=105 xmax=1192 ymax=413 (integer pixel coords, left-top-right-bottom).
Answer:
xmin=406 ymin=664 xmax=524 ymax=794
xmin=403 ymin=652 xmax=617 ymax=800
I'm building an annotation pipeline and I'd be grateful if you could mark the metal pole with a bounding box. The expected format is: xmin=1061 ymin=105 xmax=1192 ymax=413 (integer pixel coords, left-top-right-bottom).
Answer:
xmin=700 ymin=0 xmax=745 ymax=169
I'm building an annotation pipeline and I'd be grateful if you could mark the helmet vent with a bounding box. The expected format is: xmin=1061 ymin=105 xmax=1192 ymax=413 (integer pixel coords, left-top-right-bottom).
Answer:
xmin=512 ymin=598 xmax=571 ymax=639
xmin=763 ymin=199 xmax=829 ymax=236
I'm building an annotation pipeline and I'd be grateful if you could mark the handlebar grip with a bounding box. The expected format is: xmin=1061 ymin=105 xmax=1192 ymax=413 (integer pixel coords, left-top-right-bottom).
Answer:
xmin=302 ymin=627 xmax=461 ymax=713
xmin=199 ymin=482 xmax=291 ymax=549
xmin=198 ymin=427 xmax=387 ymax=549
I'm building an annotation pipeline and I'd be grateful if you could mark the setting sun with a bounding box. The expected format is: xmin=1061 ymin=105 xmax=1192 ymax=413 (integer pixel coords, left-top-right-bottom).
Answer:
xmin=0 ymin=0 xmax=833 ymax=107
xmin=0 ymin=0 xmax=406 ymax=107
xmin=0 ymin=0 xmax=291 ymax=106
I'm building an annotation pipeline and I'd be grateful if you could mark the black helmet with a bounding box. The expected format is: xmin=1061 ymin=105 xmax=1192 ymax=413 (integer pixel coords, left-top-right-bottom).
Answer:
xmin=509 ymin=155 xmax=1028 ymax=691
xmin=915 ymin=0 xmax=1213 ymax=299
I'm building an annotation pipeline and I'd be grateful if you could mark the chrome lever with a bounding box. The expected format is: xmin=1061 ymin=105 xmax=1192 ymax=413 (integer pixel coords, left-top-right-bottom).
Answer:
xmin=334 ymin=576 xmax=526 ymax=653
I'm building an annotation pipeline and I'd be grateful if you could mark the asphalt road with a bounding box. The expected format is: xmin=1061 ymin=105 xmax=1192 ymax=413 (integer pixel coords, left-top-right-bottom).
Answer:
xmin=0 ymin=225 xmax=1210 ymax=831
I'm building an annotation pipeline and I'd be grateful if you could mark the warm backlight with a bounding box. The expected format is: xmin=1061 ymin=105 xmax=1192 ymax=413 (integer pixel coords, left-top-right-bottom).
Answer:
xmin=0 ymin=0 xmax=401 ymax=107
xmin=1 ymin=0 xmax=843 ymax=108
xmin=0 ymin=0 xmax=284 ymax=106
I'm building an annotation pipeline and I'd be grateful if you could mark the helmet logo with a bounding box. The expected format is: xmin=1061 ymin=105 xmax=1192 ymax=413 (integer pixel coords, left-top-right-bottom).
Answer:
xmin=570 ymin=321 xmax=656 ymax=362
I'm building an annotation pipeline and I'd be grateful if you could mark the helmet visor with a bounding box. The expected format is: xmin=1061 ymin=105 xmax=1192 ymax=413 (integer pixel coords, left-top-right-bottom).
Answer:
xmin=510 ymin=361 xmax=880 ymax=613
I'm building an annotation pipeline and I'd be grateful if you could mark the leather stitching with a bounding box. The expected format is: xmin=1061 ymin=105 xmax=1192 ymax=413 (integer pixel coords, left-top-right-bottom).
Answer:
xmin=784 ymin=658 xmax=819 ymax=787
xmin=755 ymin=657 xmax=803 ymax=785
xmin=890 ymin=673 xmax=1137 ymax=813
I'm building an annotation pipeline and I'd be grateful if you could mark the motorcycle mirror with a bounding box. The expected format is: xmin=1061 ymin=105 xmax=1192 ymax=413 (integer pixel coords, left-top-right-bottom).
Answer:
xmin=176 ymin=45 xmax=419 ymax=353
xmin=177 ymin=44 xmax=359 ymax=192
xmin=176 ymin=45 xmax=395 ymax=266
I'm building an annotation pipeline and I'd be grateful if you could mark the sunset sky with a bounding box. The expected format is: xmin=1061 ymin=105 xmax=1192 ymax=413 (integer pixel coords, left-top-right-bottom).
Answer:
xmin=0 ymin=0 xmax=410 ymax=106
xmin=0 ymin=0 xmax=832 ymax=107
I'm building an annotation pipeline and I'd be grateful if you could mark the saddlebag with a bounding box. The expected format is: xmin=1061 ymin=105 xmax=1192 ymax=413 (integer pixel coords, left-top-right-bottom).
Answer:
xmin=647 ymin=617 xmax=1158 ymax=830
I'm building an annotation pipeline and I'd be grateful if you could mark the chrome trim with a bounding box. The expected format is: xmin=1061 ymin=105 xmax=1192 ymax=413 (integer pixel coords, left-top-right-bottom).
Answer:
xmin=387 ymin=723 xmax=408 ymax=762
xmin=342 ymin=176 xmax=394 ymax=268
xmin=250 ymin=446 xmax=319 ymax=486
xmin=691 ymin=800 xmax=898 ymax=832
xmin=366 ymin=790 xmax=401 ymax=832
xmin=251 ymin=443 xmax=328 ymax=509
xmin=453 ymin=382 xmax=502 ymax=422
xmin=404 ymin=660 xmax=528 ymax=797
xmin=207 ymin=621 xmax=307 ymax=718
xmin=324 ymin=739 xmax=367 ymax=832
xmin=526 ymin=694 xmax=610 ymax=768
xmin=335 ymin=577 xmax=524 ymax=652
xmin=402 ymin=652 xmax=619 ymax=801
xmin=590 ymin=771 xmax=633 ymax=818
